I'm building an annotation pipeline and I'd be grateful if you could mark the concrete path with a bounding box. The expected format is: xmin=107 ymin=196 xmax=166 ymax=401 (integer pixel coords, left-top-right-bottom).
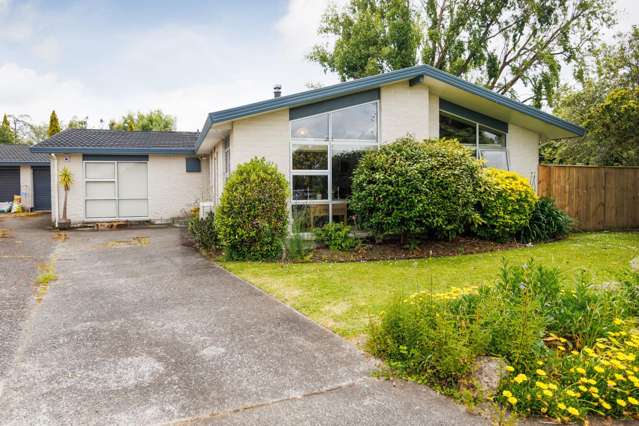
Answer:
xmin=0 ymin=216 xmax=484 ymax=425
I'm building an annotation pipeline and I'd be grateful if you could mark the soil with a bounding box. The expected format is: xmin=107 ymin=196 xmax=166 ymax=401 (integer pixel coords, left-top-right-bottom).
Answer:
xmin=310 ymin=237 xmax=524 ymax=262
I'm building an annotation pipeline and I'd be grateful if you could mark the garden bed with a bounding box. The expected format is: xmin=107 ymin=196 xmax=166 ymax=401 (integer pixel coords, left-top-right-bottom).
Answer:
xmin=310 ymin=236 xmax=523 ymax=262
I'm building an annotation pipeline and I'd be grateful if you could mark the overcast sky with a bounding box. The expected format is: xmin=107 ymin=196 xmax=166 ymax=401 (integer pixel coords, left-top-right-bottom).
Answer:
xmin=0 ymin=0 xmax=636 ymax=131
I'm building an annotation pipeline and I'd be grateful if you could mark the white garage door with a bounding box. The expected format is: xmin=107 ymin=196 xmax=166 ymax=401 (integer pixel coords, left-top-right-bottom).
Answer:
xmin=85 ymin=161 xmax=148 ymax=219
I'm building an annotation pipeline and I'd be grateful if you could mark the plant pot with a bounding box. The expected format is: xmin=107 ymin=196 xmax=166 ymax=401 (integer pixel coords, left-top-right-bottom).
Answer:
xmin=57 ymin=220 xmax=71 ymax=230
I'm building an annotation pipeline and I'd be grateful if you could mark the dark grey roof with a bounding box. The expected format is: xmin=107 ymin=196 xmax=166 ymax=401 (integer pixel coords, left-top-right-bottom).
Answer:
xmin=0 ymin=144 xmax=49 ymax=165
xmin=32 ymin=129 xmax=200 ymax=155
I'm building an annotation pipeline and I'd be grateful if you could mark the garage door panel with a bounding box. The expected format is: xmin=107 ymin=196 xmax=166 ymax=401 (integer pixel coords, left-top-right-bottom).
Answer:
xmin=86 ymin=200 xmax=117 ymax=218
xmin=33 ymin=166 xmax=51 ymax=211
xmin=0 ymin=167 xmax=20 ymax=202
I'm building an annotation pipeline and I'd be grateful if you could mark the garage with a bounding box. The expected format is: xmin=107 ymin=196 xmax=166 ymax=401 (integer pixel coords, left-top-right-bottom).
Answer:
xmin=0 ymin=167 xmax=20 ymax=202
xmin=0 ymin=144 xmax=51 ymax=211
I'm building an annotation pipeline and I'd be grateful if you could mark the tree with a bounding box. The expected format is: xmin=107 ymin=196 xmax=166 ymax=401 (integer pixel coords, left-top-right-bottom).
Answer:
xmin=310 ymin=0 xmax=615 ymax=107
xmin=0 ymin=114 xmax=15 ymax=144
xmin=541 ymin=27 xmax=639 ymax=165
xmin=59 ymin=167 xmax=73 ymax=225
xmin=67 ymin=116 xmax=88 ymax=129
xmin=109 ymin=110 xmax=175 ymax=131
xmin=48 ymin=110 xmax=61 ymax=137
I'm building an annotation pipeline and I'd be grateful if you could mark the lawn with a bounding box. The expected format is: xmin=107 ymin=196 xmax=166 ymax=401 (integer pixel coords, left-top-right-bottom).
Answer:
xmin=221 ymin=232 xmax=639 ymax=343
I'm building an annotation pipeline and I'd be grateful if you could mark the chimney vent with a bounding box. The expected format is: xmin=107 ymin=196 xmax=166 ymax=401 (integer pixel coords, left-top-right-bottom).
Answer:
xmin=273 ymin=84 xmax=282 ymax=98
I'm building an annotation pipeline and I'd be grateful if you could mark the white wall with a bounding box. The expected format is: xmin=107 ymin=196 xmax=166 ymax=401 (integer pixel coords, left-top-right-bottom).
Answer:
xmin=508 ymin=123 xmax=540 ymax=189
xmin=428 ymin=93 xmax=439 ymax=138
xmin=380 ymin=81 xmax=430 ymax=143
xmin=54 ymin=154 xmax=84 ymax=223
xmin=148 ymin=155 xmax=203 ymax=221
xmin=19 ymin=165 xmax=33 ymax=209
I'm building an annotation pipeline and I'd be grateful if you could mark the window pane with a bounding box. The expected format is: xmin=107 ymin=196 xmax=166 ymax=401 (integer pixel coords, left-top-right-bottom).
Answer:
xmin=291 ymin=114 xmax=329 ymax=139
xmin=292 ymin=204 xmax=329 ymax=233
xmin=85 ymin=162 xmax=115 ymax=179
xmin=479 ymin=127 xmax=506 ymax=147
xmin=332 ymin=144 xmax=376 ymax=200
xmin=86 ymin=181 xmax=115 ymax=199
xmin=86 ymin=200 xmax=116 ymax=218
xmin=331 ymin=202 xmax=360 ymax=227
xmin=331 ymin=102 xmax=377 ymax=140
xmin=439 ymin=113 xmax=476 ymax=146
xmin=292 ymin=144 xmax=328 ymax=170
xmin=118 ymin=162 xmax=148 ymax=199
xmin=118 ymin=200 xmax=148 ymax=217
xmin=480 ymin=150 xmax=509 ymax=170
xmin=292 ymin=175 xmax=328 ymax=201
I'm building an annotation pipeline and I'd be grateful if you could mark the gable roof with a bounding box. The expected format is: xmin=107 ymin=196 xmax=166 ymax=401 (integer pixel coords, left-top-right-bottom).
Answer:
xmin=0 ymin=144 xmax=49 ymax=165
xmin=196 ymin=64 xmax=584 ymax=151
xmin=32 ymin=129 xmax=200 ymax=155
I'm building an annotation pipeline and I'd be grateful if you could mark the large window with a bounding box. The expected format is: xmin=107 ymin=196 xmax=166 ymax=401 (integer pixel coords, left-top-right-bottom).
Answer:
xmin=290 ymin=101 xmax=378 ymax=232
xmin=84 ymin=161 xmax=148 ymax=219
xmin=439 ymin=111 xmax=509 ymax=170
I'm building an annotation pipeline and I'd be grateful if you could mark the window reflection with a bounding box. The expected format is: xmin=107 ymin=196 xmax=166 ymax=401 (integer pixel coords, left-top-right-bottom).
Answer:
xmin=439 ymin=113 xmax=476 ymax=146
xmin=332 ymin=144 xmax=376 ymax=200
xmin=292 ymin=204 xmax=329 ymax=232
xmin=331 ymin=102 xmax=377 ymax=140
xmin=292 ymin=175 xmax=328 ymax=201
xmin=291 ymin=114 xmax=329 ymax=139
xmin=292 ymin=144 xmax=328 ymax=170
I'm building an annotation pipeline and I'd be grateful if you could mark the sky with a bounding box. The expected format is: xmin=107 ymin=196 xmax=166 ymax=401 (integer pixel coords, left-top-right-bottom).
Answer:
xmin=0 ymin=0 xmax=637 ymax=132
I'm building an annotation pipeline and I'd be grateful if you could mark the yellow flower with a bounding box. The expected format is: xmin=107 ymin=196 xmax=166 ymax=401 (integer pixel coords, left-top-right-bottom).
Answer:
xmin=537 ymin=361 xmax=544 ymax=366
xmin=594 ymin=366 xmax=605 ymax=373
xmin=543 ymin=389 xmax=554 ymax=397
xmin=513 ymin=374 xmax=528 ymax=384
xmin=585 ymin=348 xmax=596 ymax=356
xmin=566 ymin=390 xmax=580 ymax=397
xmin=579 ymin=385 xmax=588 ymax=392
xmin=601 ymin=400 xmax=612 ymax=410
xmin=571 ymin=350 xmax=579 ymax=356
xmin=536 ymin=369 xmax=547 ymax=376
xmin=614 ymin=318 xmax=623 ymax=325
xmin=505 ymin=366 xmax=515 ymax=372
xmin=502 ymin=390 xmax=513 ymax=398
xmin=596 ymin=342 xmax=606 ymax=349
xmin=548 ymin=383 xmax=558 ymax=391
xmin=508 ymin=396 xmax=518 ymax=405
xmin=617 ymin=399 xmax=627 ymax=407
xmin=576 ymin=367 xmax=586 ymax=375
xmin=628 ymin=397 xmax=638 ymax=405
xmin=536 ymin=381 xmax=548 ymax=389
xmin=558 ymin=402 xmax=567 ymax=410
xmin=608 ymin=380 xmax=616 ymax=387
xmin=615 ymin=373 xmax=626 ymax=381
xmin=589 ymin=386 xmax=599 ymax=394
xmin=567 ymin=407 xmax=580 ymax=416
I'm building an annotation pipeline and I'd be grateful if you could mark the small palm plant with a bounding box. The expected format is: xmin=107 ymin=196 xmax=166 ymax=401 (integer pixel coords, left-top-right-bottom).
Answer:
xmin=59 ymin=167 xmax=73 ymax=224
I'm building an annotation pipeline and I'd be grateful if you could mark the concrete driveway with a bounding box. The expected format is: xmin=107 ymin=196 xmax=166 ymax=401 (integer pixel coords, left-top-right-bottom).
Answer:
xmin=0 ymin=216 xmax=484 ymax=425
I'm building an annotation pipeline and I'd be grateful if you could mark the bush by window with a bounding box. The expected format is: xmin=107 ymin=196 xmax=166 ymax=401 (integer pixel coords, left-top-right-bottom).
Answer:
xmin=216 ymin=157 xmax=289 ymax=260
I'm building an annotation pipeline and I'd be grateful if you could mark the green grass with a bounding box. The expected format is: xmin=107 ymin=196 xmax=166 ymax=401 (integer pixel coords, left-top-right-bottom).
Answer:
xmin=220 ymin=232 xmax=639 ymax=342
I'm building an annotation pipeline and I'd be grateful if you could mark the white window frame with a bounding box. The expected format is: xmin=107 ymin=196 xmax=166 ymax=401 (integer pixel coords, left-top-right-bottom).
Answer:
xmin=289 ymin=100 xmax=380 ymax=233
xmin=83 ymin=160 xmax=149 ymax=220
xmin=223 ymin=138 xmax=230 ymax=184
xmin=439 ymin=110 xmax=510 ymax=170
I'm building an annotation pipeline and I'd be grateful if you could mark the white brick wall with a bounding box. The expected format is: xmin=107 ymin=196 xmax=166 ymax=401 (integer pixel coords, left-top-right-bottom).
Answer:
xmin=380 ymin=81 xmax=430 ymax=143
xmin=19 ymin=165 xmax=33 ymax=209
xmin=508 ymin=123 xmax=540 ymax=189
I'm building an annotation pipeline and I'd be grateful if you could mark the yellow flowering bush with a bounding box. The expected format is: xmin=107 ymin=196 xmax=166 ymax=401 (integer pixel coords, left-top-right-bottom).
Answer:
xmin=474 ymin=168 xmax=537 ymax=241
xmin=499 ymin=323 xmax=639 ymax=422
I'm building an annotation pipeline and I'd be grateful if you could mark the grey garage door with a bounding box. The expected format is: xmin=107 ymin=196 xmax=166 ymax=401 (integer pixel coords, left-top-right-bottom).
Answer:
xmin=33 ymin=166 xmax=51 ymax=211
xmin=0 ymin=167 xmax=20 ymax=203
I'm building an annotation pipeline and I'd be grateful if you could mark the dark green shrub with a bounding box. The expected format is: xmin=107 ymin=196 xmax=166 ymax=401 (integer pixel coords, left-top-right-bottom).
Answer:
xmin=187 ymin=211 xmax=218 ymax=251
xmin=351 ymin=137 xmax=483 ymax=241
xmin=474 ymin=168 xmax=537 ymax=242
xmin=216 ymin=157 xmax=289 ymax=260
xmin=519 ymin=197 xmax=572 ymax=243
xmin=313 ymin=223 xmax=359 ymax=251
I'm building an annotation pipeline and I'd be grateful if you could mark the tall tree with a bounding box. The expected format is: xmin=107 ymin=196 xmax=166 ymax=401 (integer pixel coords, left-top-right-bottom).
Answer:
xmin=48 ymin=110 xmax=61 ymax=137
xmin=310 ymin=0 xmax=615 ymax=107
xmin=109 ymin=110 xmax=176 ymax=131
xmin=0 ymin=114 xmax=15 ymax=144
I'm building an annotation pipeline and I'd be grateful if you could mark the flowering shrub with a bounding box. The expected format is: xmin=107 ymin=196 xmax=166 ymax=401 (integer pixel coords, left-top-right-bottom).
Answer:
xmin=368 ymin=261 xmax=639 ymax=421
xmin=474 ymin=168 xmax=537 ymax=242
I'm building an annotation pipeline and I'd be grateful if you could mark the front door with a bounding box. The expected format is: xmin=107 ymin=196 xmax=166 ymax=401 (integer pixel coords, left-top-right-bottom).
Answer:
xmin=33 ymin=166 xmax=51 ymax=210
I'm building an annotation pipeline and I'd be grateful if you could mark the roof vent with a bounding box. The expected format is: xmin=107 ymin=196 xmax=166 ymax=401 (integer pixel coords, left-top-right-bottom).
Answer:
xmin=273 ymin=84 xmax=282 ymax=98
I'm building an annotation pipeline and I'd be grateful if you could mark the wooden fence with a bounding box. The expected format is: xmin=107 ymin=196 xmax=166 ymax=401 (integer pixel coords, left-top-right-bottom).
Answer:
xmin=537 ymin=165 xmax=639 ymax=231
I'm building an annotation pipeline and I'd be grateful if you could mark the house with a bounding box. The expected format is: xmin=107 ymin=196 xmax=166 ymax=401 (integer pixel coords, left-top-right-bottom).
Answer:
xmin=0 ymin=144 xmax=51 ymax=211
xmin=32 ymin=65 xmax=584 ymax=229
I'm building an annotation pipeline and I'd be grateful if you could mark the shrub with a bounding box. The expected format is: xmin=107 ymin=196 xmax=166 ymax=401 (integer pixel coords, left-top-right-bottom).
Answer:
xmin=313 ymin=223 xmax=359 ymax=251
xmin=216 ymin=157 xmax=289 ymax=260
xmin=187 ymin=211 xmax=218 ymax=251
xmin=351 ymin=137 xmax=483 ymax=241
xmin=519 ymin=197 xmax=572 ymax=243
xmin=474 ymin=168 xmax=537 ymax=242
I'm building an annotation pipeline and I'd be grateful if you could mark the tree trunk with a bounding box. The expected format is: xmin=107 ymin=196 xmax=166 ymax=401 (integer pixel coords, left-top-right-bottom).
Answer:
xmin=62 ymin=189 xmax=68 ymax=222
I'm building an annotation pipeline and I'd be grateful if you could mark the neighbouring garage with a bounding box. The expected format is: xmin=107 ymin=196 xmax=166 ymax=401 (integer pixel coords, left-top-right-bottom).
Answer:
xmin=0 ymin=144 xmax=51 ymax=211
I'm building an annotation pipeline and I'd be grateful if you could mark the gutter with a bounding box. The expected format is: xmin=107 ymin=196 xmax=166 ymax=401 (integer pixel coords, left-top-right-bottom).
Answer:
xmin=30 ymin=147 xmax=196 ymax=155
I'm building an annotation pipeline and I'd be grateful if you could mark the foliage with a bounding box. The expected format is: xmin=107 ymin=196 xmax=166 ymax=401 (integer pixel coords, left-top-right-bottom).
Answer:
xmin=109 ymin=109 xmax=176 ymax=131
xmin=67 ymin=116 xmax=88 ymax=129
xmin=473 ymin=168 xmax=537 ymax=242
xmin=47 ymin=110 xmax=61 ymax=137
xmin=187 ymin=211 xmax=218 ymax=252
xmin=313 ymin=223 xmax=360 ymax=251
xmin=350 ymin=137 xmax=483 ymax=241
xmin=368 ymin=260 xmax=639 ymax=421
xmin=0 ymin=114 xmax=15 ymax=144
xmin=309 ymin=0 xmax=421 ymax=80
xmin=216 ymin=158 xmax=289 ymax=261
xmin=310 ymin=0 xmax=615 ymax=107
xmin=286 ymin=214 xmax=314 ymax=261
xmin=519 ymin=198 xmax=572 ymax=243
xmin=542 ymin=27 xmax=639 ymax=166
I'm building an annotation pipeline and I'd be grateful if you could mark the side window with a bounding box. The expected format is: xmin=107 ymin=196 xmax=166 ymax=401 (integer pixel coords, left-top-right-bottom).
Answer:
xmin=185 ymin=157 xmax=201 ymax=173
xmin=223 ymin=138 xmax=230 ymax=182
